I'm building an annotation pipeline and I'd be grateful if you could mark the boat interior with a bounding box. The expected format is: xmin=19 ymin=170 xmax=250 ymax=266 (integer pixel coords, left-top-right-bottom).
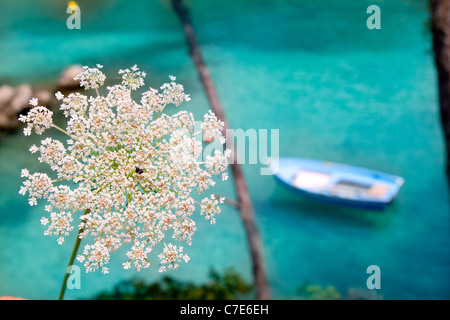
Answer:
xmin=292 ymin=170 xmax=390 ymax=199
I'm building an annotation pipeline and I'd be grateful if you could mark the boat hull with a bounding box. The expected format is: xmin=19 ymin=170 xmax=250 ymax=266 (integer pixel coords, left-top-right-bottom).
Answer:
xmin=271 ymin=158 xmax=403 ymax=210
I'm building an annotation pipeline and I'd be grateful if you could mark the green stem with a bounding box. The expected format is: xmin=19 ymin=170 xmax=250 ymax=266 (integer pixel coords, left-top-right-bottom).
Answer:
xmin=52 ymin=124 xmax=70 ymax=137
xmin=153 ymin=107 xmax=164 ymax=121
xmin=58 ymin=208 xmax=90 ymax=300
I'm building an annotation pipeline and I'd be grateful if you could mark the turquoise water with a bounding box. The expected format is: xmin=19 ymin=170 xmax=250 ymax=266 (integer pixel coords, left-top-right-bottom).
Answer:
xmin=1 ymin=0 xmax=450 ymax=299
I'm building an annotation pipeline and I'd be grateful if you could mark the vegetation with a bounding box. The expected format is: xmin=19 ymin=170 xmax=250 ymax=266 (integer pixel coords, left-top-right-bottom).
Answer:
xmin=295 ymin=282 xmax=383 ymax=300
xmin=296 ymin=283 xmax=342 ymax=300
xmin=91 ymin=268 xmax=253 ymax=300
xmin=90 ymin=269 xmax=383 ymax=300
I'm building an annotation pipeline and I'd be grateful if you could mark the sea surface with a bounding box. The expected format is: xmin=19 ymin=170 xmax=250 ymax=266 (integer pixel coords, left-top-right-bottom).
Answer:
xmin=1 ymin=0 xmax=449 ymax=299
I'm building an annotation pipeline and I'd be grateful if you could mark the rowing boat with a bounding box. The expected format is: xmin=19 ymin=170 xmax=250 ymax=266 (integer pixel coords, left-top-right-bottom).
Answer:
xmin=270 ymin=158 xmax=404 ymax=210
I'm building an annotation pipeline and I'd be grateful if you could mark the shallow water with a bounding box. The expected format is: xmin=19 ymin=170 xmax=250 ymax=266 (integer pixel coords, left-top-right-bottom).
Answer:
xmin=1 ymin=0 xmax=449 ymax=299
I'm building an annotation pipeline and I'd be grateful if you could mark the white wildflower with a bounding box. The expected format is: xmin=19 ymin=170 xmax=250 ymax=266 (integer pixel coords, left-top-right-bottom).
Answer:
xmin=18 ymin=106 xmax=53 ymax=135
xmin=125 ymin=241 xmax=152 ymax=271
xmin=29 ymin=145 xmax=38 ymax=154
xmin=205 ymin=149 xmax=231 ymax=177
xmin=160 ymin=76 xmax=191 ymax=106
xmin=74 ymin=65 xmax=106 ymax=90
xmin=42 ymin=211 xmax=74 ymax=245
xmin=19 ymin=65 xmax=230 ymax=274
xmin=60 ymin=93 xmax=88 ymax=117
xmin=29 ymin=98 xmax=38 ymax=106
xmin=158 ymin=243 xmax=189 ymax=271
xmin=201 ymin=110 xmax=224 ymax=143
xmin=119 ymin=65 xmax=146 ymax=90
xmin=55 ymin=91 xmax=64 ymax=101
xmin=199 ymin=194 xmax=224 ymax=224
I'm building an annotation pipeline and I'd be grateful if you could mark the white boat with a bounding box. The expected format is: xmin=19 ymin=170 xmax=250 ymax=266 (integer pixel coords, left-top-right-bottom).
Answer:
xmin=270 ymin=158 xmax=404 ymax=210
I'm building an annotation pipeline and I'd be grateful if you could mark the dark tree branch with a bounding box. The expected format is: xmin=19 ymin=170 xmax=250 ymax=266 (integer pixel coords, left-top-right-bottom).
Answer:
xmin=430 ymin=0 xmax=450 ymax=178
xmin=171 ymin=0 xmax=270 ymax=300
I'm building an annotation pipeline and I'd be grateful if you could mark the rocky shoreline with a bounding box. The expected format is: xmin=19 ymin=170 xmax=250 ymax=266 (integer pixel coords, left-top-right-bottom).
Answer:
xmin=0 ymin=65 xmax=84 ymax=133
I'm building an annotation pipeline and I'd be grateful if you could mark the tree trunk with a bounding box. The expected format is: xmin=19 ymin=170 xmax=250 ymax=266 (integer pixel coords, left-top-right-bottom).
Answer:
xmin=430 ymin=0 xmax=450 ymax=178
xmin=171 ymin=0 xmax=270 ymax=300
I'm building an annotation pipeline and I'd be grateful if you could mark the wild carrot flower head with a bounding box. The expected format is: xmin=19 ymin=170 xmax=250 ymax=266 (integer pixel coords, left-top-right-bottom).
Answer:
xmin=18 ymin=101 xmax=53 ymax=136
xmin=19 ymin=65 xmax=229 ymax=274
xmin=74 ymin=64 xmax=106 ymax=90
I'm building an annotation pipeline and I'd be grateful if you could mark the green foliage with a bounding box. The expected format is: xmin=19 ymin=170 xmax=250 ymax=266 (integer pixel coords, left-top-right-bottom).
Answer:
xmin=91 ymin=268 xmax=252 ymax=300
xmin=295 ymin=282 xmax=383 ymax=300
xmin=91 ymin=270 xmax=383 ymax=300
xmin=296 ymin=282 xmax=342 ymax=300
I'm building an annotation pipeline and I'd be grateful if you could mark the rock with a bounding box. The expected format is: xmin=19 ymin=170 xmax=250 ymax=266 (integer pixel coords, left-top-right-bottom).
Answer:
xmin=0 ymin=84 xmax=52 ymax=132
xmin=0 ymin=84 xmax=33 ymax=131
xmin=0 ymin=64 xmax=82 ymax=132
xmin=57 ymin=64 xmax=83 ymax=89
xmin=0 ymin=114 xmax=20 ymax=130
xmin=0 ymin=85 xmax=15 ymax=112
xmin=8 ymin=84 xmax=33 ymax=116
xmin=34 ymin=88 xmax=52 ymax=106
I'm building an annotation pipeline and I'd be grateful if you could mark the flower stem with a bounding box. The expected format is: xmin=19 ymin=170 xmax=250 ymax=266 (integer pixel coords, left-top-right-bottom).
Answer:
xmin=52 ymin=124 xmax=71 ymax=137
xmin=58 ymin=209 xmax=90 ymax=300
